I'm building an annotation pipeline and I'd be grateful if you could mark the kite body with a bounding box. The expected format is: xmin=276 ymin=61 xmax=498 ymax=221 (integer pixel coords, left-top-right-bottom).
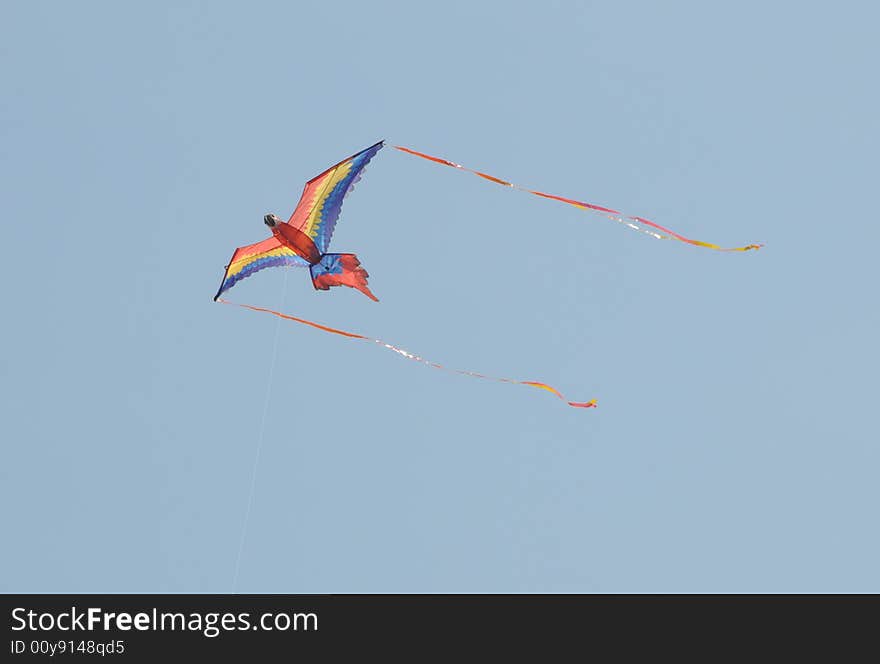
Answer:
xmin=214 ymin=141 xmax=384 ymax=302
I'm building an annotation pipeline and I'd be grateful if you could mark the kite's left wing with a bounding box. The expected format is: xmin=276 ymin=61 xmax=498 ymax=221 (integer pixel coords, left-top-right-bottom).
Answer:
xmin=287 ymin=140 xmax=384 ymax=254
xmin=214 ymin=236 xmax=309 ymax=301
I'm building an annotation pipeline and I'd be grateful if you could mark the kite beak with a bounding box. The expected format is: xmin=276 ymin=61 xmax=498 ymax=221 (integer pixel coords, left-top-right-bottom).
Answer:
xmin=264 ymin=214 xmax=278 ymax=227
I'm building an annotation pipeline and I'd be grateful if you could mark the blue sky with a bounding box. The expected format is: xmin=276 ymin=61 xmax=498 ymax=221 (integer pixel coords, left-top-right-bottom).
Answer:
xmin=2 ymin=1 xmax=878 ymax=592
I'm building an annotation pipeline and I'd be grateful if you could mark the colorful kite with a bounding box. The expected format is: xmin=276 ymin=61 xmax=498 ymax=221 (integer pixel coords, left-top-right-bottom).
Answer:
xmin=214 ymin=141 xmax=383 ymax=303
xmin=215 ymin=140 xmax=761 ymax=408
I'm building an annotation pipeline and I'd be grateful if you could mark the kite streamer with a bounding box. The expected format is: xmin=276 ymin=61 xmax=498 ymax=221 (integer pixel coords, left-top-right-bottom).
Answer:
xmin=394 ymin=145 xmax=763 ymax=252
xmin=218 ymin=299 xmax=597 ymax=409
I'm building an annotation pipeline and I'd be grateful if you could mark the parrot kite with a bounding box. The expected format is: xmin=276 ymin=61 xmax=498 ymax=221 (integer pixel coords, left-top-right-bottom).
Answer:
xmin=214 ymin=140 xmax=384 ymax=303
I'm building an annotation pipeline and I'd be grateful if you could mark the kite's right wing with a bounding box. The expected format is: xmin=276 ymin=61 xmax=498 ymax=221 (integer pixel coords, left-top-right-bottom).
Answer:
xmin=287 ymin=141 xmax=384 ymax=254
xmin=214 ymin=236 xmax=309 ymax=301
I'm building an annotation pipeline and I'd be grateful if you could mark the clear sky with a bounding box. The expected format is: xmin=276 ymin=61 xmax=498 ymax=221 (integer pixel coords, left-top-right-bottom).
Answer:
xmin=2 ymin=1 xmax=878 ymax=592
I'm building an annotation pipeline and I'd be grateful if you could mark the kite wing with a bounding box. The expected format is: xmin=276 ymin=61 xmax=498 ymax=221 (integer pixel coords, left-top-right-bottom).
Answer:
xmin=214 ymin=236 xmax=309 ymax=301
xmin=287 ymin=140 xmax=384 ymax=254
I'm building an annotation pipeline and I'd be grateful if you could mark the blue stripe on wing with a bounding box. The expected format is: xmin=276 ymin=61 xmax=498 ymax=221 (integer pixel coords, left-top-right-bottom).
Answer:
xmin=217 ymin=253 xmax=309 ymax=298
xmin=313 ymin=142 xmax=384 ymax=253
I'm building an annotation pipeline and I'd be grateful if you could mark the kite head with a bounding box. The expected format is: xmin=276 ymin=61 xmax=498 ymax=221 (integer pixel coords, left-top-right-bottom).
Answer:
xmin=264 ymin=213 xmax=281 ymax=228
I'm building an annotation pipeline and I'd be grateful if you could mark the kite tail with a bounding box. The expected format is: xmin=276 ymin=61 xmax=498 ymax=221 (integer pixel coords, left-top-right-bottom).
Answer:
xmin=393 ymin=145 xmax=763 ymax=253
xmin=311 ymin=253 xmax=379 ymax=302
xmin=216 ymin=299 xmax=596 ymax=409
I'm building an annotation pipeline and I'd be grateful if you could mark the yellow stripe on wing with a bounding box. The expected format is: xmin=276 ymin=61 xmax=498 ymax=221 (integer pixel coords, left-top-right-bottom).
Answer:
xmin=300 ymin=160 xmax=354 ymax=242
xmin=227 ymin=245 xmax=300 ymax=278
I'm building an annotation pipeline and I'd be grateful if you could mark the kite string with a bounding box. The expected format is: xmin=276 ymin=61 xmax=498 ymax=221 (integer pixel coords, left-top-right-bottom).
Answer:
xmin=217 ymin=298 xmax=596 ymax=409
xmin=231 ymin=269 xmax=290 ymax=591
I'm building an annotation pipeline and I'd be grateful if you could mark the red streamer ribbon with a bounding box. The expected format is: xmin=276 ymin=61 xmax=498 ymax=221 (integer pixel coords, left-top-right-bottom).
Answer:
xmin=218 ymin=299 xmax=596 ymax=409
xmin=394 ymin=145 xmax=763 ymax=252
